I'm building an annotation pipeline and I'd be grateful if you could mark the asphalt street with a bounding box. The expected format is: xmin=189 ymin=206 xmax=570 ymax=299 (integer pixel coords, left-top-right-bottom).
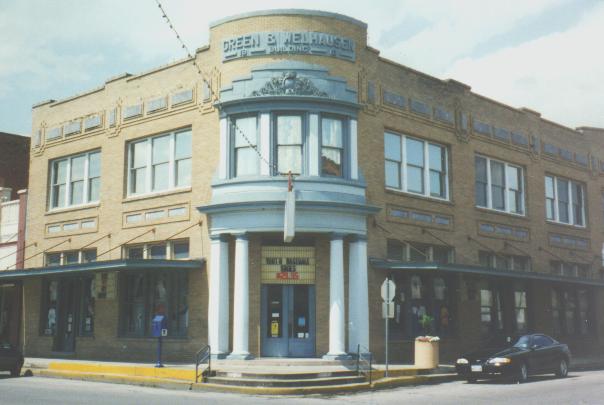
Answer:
xmin=1 ymin=370 xmax=603 ymax=404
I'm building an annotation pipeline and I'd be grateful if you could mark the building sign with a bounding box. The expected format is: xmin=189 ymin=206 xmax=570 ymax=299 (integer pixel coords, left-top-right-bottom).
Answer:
xmin=222 ymin=31 xmax=356 ymax=62
xmin=261 ymin=246 xmax=315 ymax=285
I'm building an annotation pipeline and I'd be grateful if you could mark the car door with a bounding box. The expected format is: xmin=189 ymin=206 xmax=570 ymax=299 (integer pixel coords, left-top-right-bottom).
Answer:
xmin=531 ymin=335 xmax=554 ymax=373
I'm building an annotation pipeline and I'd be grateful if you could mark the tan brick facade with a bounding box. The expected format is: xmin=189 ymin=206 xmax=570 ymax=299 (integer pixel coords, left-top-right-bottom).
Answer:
xmin=13 ymin=10 xmax=604 ymax=363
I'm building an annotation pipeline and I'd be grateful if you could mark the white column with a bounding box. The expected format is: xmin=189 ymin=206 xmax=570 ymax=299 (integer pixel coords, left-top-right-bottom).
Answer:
xmin=228 ymin=233 xmax=252 ymax=359
xmin=324 ymin=233 xmax=348 ymax=359
xmin=259 ymin=113 xmax=271 ymax=176
xmin=348 ymin=235 xmax=369 ymax=353
xmin=218 ymin=118 xmax=228 ymax=179
xmin=309 ymin=113 xmax=319 ymax=176
xmin=349 ymin=119 xmax=358 ymax=180
xmin=208 ymin=234 xmax=229 ymax=358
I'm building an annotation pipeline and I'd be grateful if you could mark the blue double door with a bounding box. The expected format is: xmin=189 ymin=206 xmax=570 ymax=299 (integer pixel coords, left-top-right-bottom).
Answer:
xmin=261 ymin=284 xmax=315 ymax=357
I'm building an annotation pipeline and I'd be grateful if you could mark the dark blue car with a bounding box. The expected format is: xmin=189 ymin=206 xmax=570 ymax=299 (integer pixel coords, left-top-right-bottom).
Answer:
xmin=456 ymin=334 xmax=571 ymax=383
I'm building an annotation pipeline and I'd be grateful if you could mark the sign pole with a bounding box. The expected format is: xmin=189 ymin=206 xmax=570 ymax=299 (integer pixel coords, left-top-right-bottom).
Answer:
xmin=385 ymin=278 xmax=389 ymax=378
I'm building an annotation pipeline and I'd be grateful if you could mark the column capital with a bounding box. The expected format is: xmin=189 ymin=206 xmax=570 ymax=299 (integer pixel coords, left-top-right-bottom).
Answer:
xmin=233 ymin=232 xmax=249 ymax=241
xmin=350 ymin=234 xmax=367 ymax=243
xmin=330 ymin=232 xmax=347 ymax=241
xmin=210 ymin=233 xmax=229 ymax=242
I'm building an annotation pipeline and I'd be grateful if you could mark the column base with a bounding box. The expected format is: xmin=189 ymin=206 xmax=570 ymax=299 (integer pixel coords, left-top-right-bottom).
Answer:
xmin=226 ymin=352 xmax=254 ymax=360
xmin=211 ymin=352 xmax=228 ymax=360
xmin=322 ymin=353 xmax=353 ymax=360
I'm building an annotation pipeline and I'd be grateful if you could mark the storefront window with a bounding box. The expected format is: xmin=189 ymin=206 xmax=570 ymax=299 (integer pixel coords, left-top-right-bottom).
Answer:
xmin=551 ymin=290 xmax=562 ymax=335
xmin=480 ymin=288 xmax=503 ymax=336
xmin=514 ymin=290 xmax=527 ymax=333
xmin=119 ymin=271 xmax=188 ymax=337
xmin=79 ymin=277 xmax=95 ymax=336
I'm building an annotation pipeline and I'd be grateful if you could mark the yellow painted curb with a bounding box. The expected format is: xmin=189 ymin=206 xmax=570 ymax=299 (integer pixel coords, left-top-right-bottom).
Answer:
xmin=39 ymin=369 xmax=193 ymax=390
xmin=48 ymin=362 xmax=195 ymax=381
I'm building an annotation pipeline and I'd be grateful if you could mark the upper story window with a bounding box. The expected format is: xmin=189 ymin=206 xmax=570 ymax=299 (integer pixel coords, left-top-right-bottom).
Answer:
xmin=276 ymin=114 xmax=303 ymax=175
xmin=227 ymin=112 xmax=352 ymax=179
xmin=233 ymin=116 xmax=259 ymax=177
xmin=50 ymin=150 xmax=100 ymax=210
xmin=545 ymin=175 xmax=585 ymax=227
xmin=384 ymin=132 xmax=448 ymax=200
xmin=321 ymin=117 xmax=344 ymax=177
xmin=475 ymin=155 xmax=524 ymax=215
xmin=127 ymin=128 xmax=191 ymax=196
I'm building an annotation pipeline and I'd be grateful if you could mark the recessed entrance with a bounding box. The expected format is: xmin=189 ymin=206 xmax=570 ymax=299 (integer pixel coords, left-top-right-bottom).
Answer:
xmin=261 ymin=284 xmax=315 ymax=357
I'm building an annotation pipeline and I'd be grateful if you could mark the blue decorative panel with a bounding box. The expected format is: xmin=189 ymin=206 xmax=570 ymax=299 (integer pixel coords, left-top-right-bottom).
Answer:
xmin=434 ymin=107 xmax=454 ymax=124
xmin=574 ymin=153 xmax=588 ymax=166
xmin=473 ymin=120 xmax=492 ymax=136
xmin=63 ymin=120 xmax=81 ymax=136
xmin=511 ymin=131 xmax=528 ymax=146
xmin=172 ymin=89 xmax=194 ymax=105
xmin=543 ymin=143 xmax=558 ymax=156
xmin=123 ymin=104 xmax=142 ymax=120
xmin=383 ymin=91 xmax=406 ymax=109
xmin=146 ymin=96 xmax=167 ymax=113
xmin=494 ymin=127 xmax=510 ymax=141
xmin=46 ymin=127 xmax=61 ymax=140
xmin=84 ymin=115 xmax=102 ymax=131
xmin=410 ymin=99 xmax=431 ymax=116
xmin=108 ymin=108 xmax=117 ymax=127
xmin=367 ymin=81 xmax=376 ymax=104
xmin=559 ymin=148 xmax=572 ymax=161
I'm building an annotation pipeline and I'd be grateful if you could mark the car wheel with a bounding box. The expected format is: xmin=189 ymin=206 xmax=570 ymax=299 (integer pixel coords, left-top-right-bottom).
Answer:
xmin=555 ymin=358 xmax=568 ymax=378
xmin=517 ymin=363 xmax=528 ymax=383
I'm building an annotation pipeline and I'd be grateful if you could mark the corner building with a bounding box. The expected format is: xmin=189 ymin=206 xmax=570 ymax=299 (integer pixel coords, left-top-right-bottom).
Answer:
xmin=6 ymin=10 xmax=604 ymax=362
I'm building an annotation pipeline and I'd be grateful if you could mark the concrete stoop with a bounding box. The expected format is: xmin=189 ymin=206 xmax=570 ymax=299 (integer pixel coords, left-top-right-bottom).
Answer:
xmin=28 ymin=360 xmax=458 ymax=395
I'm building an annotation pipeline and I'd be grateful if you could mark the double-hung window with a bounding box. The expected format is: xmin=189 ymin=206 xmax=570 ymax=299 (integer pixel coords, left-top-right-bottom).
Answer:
xmin=232 ymin=116 xmax=259 ymax=177
xmin=127 ymin=129 xmax=191 ymax=196
xmin=276 ymin=115 xmax=303 ymax=175
xmin=50 ymin=151 xmax=101 ymax=210
xmin=384 ymin=132 xmax=448 ymax=199
xmin=321 ymin=117 xmax=344 ymax=177
xmin=475 ymin=156 xmax=524 ymax=215
xmin=544 ymin=175 xmax=585 ymax=226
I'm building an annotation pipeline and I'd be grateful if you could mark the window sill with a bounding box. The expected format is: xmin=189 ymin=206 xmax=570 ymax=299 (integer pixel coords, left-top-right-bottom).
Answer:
xmin=45 ymin=203 xmax=100 ymax=216
xmin=385 ymin=187 xmax=453 ymax=206
xmin=474 ymin=206 xmax=528 ymax=221
xmin=123 ymin=187 xmax=192 ymax=203
xmin=545 ymin=220 xmax=588 ymax=231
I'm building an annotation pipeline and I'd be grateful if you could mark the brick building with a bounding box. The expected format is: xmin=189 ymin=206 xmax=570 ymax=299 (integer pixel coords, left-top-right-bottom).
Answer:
xmin=1 ymin=10 xmax=604 ymax=363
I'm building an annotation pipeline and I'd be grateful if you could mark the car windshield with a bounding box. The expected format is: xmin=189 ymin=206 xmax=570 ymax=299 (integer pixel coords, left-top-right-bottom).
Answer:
xmin=513 ymin=335 xmax=531 ymax=348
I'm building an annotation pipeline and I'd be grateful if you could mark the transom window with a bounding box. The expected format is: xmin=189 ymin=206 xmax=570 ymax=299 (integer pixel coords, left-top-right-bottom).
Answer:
xmin=384 ymin=132 xmax=448 ymax=199
xmin=387 ymin=239 xmax=453 ymax=264
xmin=50 ymin=151 xmax=100 ymax=209
xmin=475 ymin=155 xmax=524 ymax=215
xmin=545 ymin=175 xmax=585 ymax=226
xmin=478 ymin=251 xmax=530 ymax=271
xmin=125 ymin=239 xmax=189 ymax=260
xmin=127 ymin=129 xmax=191 ymax=196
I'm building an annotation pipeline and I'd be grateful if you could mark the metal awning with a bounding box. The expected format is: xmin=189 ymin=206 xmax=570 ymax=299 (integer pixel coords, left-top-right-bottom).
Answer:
xmin=370 ymin=258 xmax=604 ymax=287
xmin=0 ymin=259 xmax=204 ymax=281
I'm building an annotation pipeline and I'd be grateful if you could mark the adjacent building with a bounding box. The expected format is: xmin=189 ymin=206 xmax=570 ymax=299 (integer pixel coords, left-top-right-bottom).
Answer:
xmin=1 ymin=10 xmax=604 ymax=363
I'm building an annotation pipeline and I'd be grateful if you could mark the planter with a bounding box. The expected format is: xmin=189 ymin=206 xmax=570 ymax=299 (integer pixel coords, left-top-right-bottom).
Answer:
xmin=414 ymin=338 xmax=439 ymax=369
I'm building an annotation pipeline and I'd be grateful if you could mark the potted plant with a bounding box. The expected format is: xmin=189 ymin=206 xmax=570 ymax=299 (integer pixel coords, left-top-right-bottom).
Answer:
xmin=414 ymin=314 xmax=440 ymax=369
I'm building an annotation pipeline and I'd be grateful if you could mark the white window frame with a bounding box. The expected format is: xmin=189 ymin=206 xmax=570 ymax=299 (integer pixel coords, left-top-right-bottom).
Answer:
xmin=49 ymin=150 xmax=100 ymax=210
xmin=127 ymin=129 xmax=191 ymax=197
xmin=544 ymin=174 xmax=586 ymax=227
xmin=384 ymin=132 xmax=449 ymax=201
xmin=475 ymin=155 xmax=525 ymax=216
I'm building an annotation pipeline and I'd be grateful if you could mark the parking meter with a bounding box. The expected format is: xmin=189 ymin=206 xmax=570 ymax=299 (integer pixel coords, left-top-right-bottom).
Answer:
xmin=152 ymin=315 xmax=167 ymax=367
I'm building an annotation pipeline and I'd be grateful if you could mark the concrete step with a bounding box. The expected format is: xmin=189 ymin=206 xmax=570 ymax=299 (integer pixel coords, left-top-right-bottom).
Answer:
xmin=212 ymin=358 xmax=357 ymax=367
xmin=214 ymin=369 xmax=358 ymax=379
xmin=206 ymin=374 xmax=366 ymax=387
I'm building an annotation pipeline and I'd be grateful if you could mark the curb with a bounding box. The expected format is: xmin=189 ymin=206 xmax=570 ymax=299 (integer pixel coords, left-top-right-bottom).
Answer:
xmin=33 ymin=368 xmax=458 ymax=395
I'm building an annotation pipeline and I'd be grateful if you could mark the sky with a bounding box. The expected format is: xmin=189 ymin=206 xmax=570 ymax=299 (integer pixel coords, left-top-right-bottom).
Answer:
xmin=0 ymin=0 xmax=603 ymax=136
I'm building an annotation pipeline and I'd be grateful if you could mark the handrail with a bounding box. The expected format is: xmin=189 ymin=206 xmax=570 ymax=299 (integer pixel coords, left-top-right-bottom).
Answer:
xmin=355 ymin=344 xmax=373 ymax=384
xmin=195 ymin=344 xmax=211 ymax=383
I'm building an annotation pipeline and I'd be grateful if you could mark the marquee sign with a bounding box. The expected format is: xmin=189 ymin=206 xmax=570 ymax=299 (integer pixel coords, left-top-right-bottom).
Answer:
xmin=261 ymin=246 xmax=316 ymax=285
xmin=222 ymin=31 xmax=356 ymax=62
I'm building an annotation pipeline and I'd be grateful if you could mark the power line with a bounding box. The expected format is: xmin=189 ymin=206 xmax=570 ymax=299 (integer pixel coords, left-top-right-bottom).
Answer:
xmin=153 ymin=0 xmax=287 ymax=177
